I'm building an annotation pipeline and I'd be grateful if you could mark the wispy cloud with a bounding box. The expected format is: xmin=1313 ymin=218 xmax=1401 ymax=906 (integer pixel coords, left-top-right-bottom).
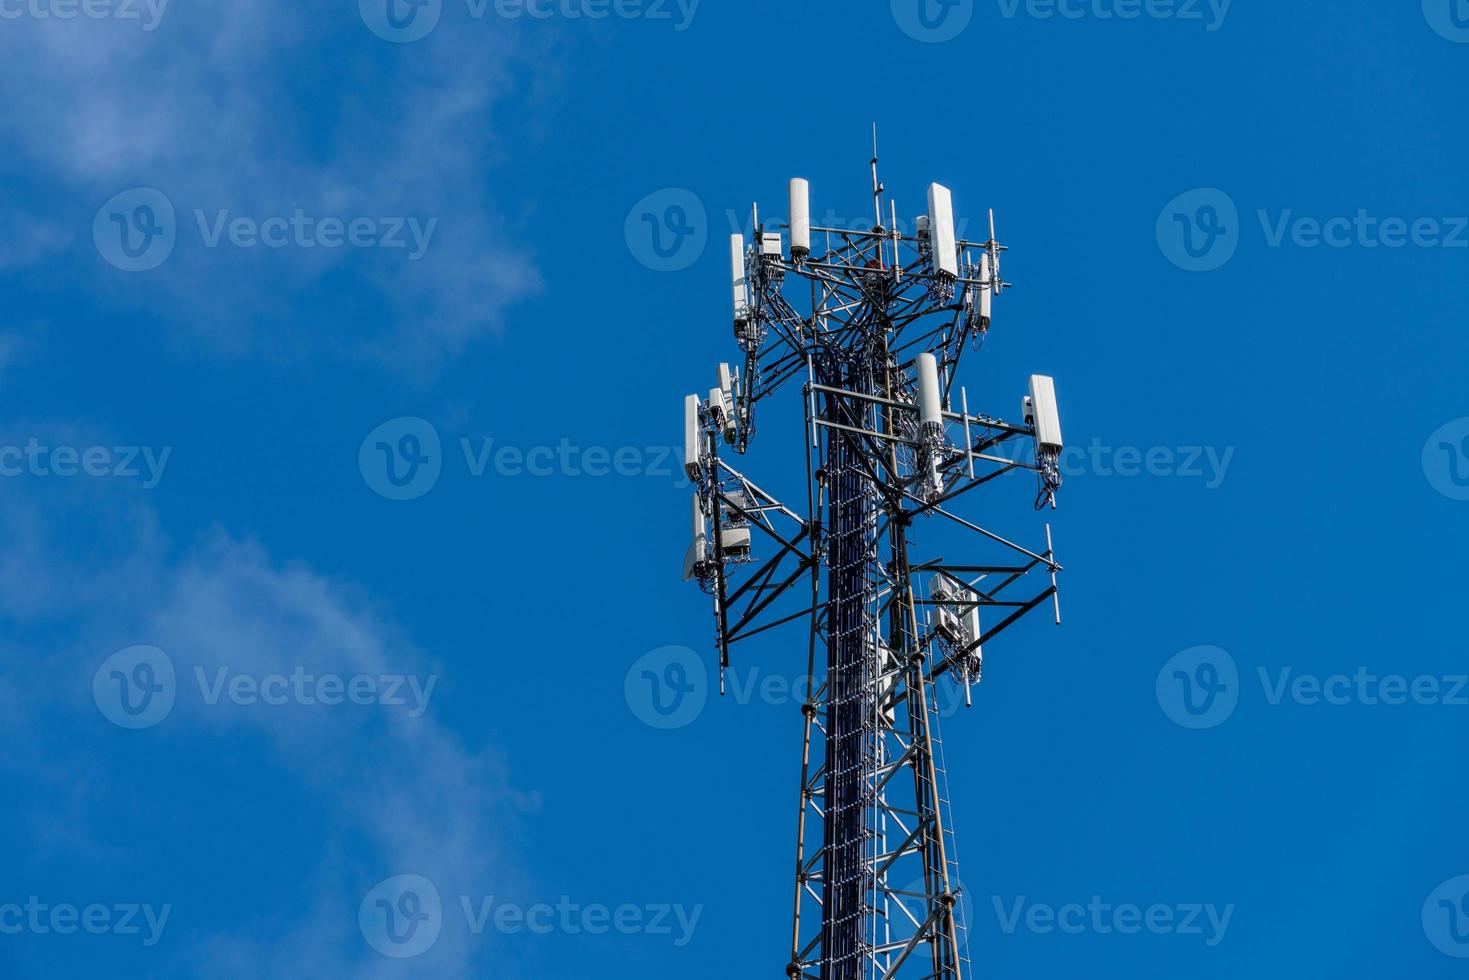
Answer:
xmin=0 ymin=458 xmax=529 ymax=977
xmin=0 ymin=3 xmax=550 ymax=370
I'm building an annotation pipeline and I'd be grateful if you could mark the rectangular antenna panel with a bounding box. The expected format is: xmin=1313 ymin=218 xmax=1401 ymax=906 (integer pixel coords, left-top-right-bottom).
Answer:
xmin=708 ymin=387 xmax=728 ymax=428
xmin=682 ymin=494 xmax=706 ymax=581
xmin=977 ymin=252 xmax=993 ymax=324
xmin=684 ymin=394 xmax=703 ymax=479
xmin=731 ymin=234 xmax=749 ymax=324
xmin=1028 ymin=375 xmax=1063 ymax=452
xmin=927 ymin=183 xmax=959 ymax=279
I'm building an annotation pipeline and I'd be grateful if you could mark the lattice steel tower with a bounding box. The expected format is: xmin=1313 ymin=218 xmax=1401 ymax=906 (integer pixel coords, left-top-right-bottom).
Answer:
xmin=680 ymin=140 xmax=1066 ymax=980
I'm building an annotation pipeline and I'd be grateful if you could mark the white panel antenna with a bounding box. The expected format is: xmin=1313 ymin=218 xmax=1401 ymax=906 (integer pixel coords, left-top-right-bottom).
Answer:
xmin=682 ymin=494 xmax=707 ymax=581
xmin=708 ymin=386 xmax=729 ymax=430
xmin=731 ymin=234 xmax=749 ymax=327
xmin=926 ymin=183 xmax=958 ymax=279
xmin=718 ymin=362 xmax=734 ymax=404
xmin=684 ymin=393 xmax=704 ymax=479
xmin=716 ymin=364 xmax=738 ymax=443
xmin=1027 ymin=375 xmax=1064 ymax=509
xmin=1028 ymin=375 xmax=1063 ymax=452
xmin=977 ymin=252 xmax=993 ymax=328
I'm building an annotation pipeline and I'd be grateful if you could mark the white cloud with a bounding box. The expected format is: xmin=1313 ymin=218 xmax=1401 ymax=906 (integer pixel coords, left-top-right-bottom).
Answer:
xmin=0 ymin=468 xmax=531 ymax=977
xmin=0 ymin=3 xmax=549 ymax=368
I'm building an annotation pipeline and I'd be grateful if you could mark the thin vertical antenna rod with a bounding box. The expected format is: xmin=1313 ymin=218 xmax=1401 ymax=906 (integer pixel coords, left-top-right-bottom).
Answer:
xmin=870 ymin=123 xmax=884 ymax=235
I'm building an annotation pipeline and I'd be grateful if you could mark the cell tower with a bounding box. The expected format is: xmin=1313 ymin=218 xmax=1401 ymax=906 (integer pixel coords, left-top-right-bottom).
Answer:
xmin=680 ymin=137 xmax=1066 ymax=980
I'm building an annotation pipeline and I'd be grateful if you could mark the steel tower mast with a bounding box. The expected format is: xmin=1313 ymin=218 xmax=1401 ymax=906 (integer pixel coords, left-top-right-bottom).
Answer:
xmin=680 ymin=143 xmax=1067 ymax=980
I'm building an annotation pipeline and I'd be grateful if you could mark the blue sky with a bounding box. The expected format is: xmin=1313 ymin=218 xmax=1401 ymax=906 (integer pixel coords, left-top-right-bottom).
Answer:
xmin=1 ymin=1 xmax=1467 ymax=977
